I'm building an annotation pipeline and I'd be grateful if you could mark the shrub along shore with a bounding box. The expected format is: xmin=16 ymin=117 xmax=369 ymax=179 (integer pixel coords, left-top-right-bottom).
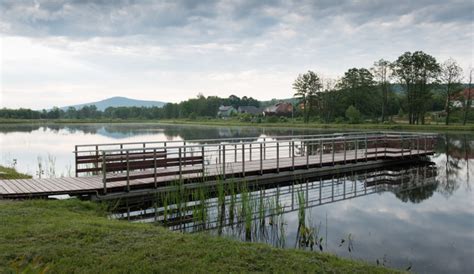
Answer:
xmin=0 ymin=166 xmax=398 ymax=273
xmin=1 ymin=117 xmax=473 ymax=132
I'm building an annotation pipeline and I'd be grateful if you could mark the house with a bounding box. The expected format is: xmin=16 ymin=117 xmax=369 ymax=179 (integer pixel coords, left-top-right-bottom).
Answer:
xmin=238 ymin=106 xmax=261 ymax=115
xmin=217 ymin=105 xmax=237 ymax=118
xmin=263 ymin=102 xmax=293 ymax=116
xmin=452 ymin=88 xmax=474 ymax=108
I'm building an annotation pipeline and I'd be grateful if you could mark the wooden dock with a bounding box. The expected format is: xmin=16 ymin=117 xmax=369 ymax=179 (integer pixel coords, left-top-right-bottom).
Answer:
xmin=0 ymin=132 xmax=437 ymax=199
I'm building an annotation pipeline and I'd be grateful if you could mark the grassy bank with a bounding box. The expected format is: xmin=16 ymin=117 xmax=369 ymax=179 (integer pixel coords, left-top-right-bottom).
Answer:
xmin=0 ymin=199 xmax=397 ymax=273
xmin=157 ymin=119 xmax=474 ymax=132
xmin=0 ymin=166 xmax=32 ymax=180
xmin=1 ymin=118 xmax=473 ymax=132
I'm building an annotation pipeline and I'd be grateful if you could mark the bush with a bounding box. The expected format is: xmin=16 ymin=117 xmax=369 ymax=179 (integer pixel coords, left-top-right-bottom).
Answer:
xmin=265 ymin=116 xmax=279 ymax=123
xmin=334 ymin=117 xmax=345 ymax=124
xmin=279 ymin=116 xmax=288 ymax=123
xmin=345 ymin=106 xmax=361 ymax=124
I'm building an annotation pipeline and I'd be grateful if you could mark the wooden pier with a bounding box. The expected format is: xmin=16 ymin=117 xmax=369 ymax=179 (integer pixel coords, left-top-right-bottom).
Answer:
xmin=0 ymin=132 xmax=437 ymax=199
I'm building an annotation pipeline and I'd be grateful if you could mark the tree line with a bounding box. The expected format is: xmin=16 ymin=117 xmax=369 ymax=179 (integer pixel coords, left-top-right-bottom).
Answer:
xmin=293 ymin=51 xmax=472 ymax=125
xmin=1 ymin=50 xmax=472 ymax=125
xmin=0 ymin=94 xmax=260 ymax=120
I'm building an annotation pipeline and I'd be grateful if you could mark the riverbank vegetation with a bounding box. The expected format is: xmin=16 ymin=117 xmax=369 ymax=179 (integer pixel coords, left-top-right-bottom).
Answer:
xmin=0 ymin=165 xmax=32 ymax=180
xmin=0 ymin=199 xmax=397 ymax=273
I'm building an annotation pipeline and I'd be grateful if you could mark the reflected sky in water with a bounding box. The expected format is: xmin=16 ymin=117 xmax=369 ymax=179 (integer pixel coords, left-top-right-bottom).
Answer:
xmin=0 ymin=123 xmax=472 ymax=273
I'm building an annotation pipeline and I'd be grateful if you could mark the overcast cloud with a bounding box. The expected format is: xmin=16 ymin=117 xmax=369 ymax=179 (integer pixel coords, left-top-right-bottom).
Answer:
xmin=1 ymin=0 xmax=473 ymax=109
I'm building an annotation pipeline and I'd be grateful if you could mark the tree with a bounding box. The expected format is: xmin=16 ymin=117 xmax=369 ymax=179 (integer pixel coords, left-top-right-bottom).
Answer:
xmin=371 ymin=59 xmax=391 ymax=122
xmin=337 ymin=68 xmax=376 ymax=115
xmin=293 ymin=71 xmax=322 ymax=123
xmin=464 ymin=68 xmax=473 ymax=125
xmin=440 ymin=58 xmax=463 ymax=125
xmin=345 ymin=105 xmax=361 ymax=124
xmin=392 ymin=51 xmax=440 ymax=124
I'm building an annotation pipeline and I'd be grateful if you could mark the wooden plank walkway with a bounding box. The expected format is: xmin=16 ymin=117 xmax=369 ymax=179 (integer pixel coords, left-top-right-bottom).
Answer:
xmin=0 ymin=147 xmax=433 ymax=199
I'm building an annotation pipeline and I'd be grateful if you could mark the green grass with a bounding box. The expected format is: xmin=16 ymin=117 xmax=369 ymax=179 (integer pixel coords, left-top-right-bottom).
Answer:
xmin=0 ymin=166 xmax=32 ymax=179
xmin=0 ymin=199 xmax=398 ymax=273
xmin=157 ymin=118 xmax=474 ymax=132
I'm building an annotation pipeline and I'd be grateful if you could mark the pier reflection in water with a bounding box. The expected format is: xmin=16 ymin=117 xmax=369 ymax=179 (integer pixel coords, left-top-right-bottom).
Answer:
xmin=108 ymin=163 xmax=438 ymax=260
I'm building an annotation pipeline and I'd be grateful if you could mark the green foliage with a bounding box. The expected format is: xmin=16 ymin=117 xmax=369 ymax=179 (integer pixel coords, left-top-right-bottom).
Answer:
xmin=345 ymin=106 xmax=361 ymax=124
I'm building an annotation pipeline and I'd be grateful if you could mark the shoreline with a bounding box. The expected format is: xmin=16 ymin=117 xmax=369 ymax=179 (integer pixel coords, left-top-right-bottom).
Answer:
xmin=1 ymin=118 xmax=473 ymax=132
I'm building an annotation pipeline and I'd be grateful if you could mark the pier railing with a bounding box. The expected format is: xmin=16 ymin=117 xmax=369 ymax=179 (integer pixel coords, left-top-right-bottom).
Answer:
xmin=74 ymin=132 xmax=437 ymax=194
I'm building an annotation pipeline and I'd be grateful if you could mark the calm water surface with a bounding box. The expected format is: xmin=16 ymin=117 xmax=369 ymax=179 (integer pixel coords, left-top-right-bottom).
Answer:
xmin=0 ymin=123 xmax=472 ymax=273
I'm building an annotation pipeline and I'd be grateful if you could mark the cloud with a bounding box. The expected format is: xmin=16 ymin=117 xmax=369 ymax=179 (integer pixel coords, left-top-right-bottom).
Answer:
xmin=0 ymin=0 xmax=473 ymax=108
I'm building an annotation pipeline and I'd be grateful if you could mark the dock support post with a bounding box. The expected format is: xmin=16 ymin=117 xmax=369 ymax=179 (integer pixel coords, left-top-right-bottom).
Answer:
xmin=276 ymin=142 xmax=280 ymax=173
xmin=242 ymin=144 xmax=245 ymax=176
xmin=126 ymin=150 xmax=130 ymax=192
xmin=260 ymin=143 xmax=263 ymax=175
xmin=102 ymin=151 xmax=107 ymax=194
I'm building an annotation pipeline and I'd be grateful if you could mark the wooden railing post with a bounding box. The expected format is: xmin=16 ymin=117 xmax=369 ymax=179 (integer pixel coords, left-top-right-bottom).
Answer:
xmin=222 ymin=145 xmax=226 ymax=179
xmin=364 ymin=135 xmax=368 ymax=162
xmin=202 ymin=146 xmax=205 ymax=176
xmin=242 ymin=143 xmax=245 ymax=176
xmin=292 ymin=141 xmax=295 ymax=170
xmin=102 ymin=150 xmax=107 ymax=194
xmin=276 ymin=142 xmax=280 ymax=173
xmin=74 ymin=145 xmax=78 ymax=177
xmin=319 ymin=139 xmax=323 ymax=167
xmin=401 ymin=135 xmax=404 ymax=158
xmin=306 ymin=141 xmax=309 ymax=169
xmin=260 ymin=143 xmax=263 ymax=175
xmin=153 ymin=148 xmax=157 ymax=188
xmin=178 ymin=148 xmax=182 ymax=181
xmin=250 ymin=143 xmax=252 ymax=161
xmin=375 ymin=136 xmax=378 ymax=160
xmin=331 ymin=138 xmax=335 ymax=165
xmin=218 ymin=144 xmax=221 ymax=164
xmin=263 ymin=138 xmax=266 ymax=160
xmin=126 ymin=150 xmax=130 ymax=192
xmin=343 ymin=138 xmax=347 ymax=164
xmin=355 ymin=139 xmax=358 ymax=162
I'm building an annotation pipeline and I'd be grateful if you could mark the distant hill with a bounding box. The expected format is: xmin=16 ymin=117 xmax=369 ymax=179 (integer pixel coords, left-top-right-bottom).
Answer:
xmin=61 ymin=96 xmax=167 ymax=111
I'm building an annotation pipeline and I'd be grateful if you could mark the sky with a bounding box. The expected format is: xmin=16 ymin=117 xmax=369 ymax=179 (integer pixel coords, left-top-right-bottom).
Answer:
xmin=0 ymin=0 xmax=473 ymax=110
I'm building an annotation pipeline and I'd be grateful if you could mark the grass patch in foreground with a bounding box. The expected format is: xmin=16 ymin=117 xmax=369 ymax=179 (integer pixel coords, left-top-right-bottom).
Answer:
xmin=0 ymin=166 xmax=32 ymax=179
xmin=0 ymin=199 xmax=398 ymax=273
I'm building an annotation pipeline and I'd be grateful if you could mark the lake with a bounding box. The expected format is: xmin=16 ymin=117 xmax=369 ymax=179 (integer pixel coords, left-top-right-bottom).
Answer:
xmin=0 ymin=123 xmax=472 ymax=273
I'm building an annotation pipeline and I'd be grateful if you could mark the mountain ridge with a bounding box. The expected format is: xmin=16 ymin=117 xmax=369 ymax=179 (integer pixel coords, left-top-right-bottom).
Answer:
xmin=60 ymin=96 xmax=166 ymax=111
